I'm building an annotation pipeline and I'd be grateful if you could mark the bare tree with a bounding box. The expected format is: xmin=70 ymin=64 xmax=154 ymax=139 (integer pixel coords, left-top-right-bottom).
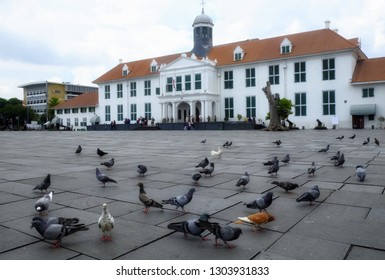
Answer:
xmin=262 ymin=81 xmax=286 ymax=131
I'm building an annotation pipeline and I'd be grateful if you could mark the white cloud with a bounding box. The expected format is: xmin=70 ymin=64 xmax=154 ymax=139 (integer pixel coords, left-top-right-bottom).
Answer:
xmin=1 ymin=0 xmax=384 ymax=100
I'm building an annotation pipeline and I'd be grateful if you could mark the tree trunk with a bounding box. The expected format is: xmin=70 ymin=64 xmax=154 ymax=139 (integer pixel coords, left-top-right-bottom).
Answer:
xmin=262 ymin=81 xmax=285 ymax=131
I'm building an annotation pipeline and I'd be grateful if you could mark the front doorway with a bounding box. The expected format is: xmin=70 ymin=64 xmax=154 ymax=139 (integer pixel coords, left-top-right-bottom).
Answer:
xmin=352 ymin=115 xmax=364 ymax=129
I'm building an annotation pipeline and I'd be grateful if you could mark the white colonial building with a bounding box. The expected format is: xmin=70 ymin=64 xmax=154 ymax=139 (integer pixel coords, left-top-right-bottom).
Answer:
xmin=92 ymin=9 xmax=385 ymax=129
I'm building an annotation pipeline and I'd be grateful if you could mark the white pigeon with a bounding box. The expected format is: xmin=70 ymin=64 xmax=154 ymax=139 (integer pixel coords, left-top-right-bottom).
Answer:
xmin=98 ymin=203 xmax=115 ymax=241
xmin=210 ymin=146 xmax=223 ymax=158
xmin=34 ymin=191 xmax=54 ymax=215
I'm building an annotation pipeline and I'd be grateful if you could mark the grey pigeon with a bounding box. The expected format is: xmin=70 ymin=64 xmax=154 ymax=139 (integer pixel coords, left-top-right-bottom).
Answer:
xmin=349 ymin=134 xmax=356 ymax=139
xmin=138 ymin=182 xmax=163 ymax=213
xmin=296 ymin=185 xmax=320 ymax=205
xmin=236 ymin=172 xmax=250 ymax=189
xmin=34 ymin=191 xmax=54 ymax=214
xmin=318 ymin=144 xmax=330 ymax=153
xmin=31 ymin=218 xmax=89 ymax=248
xmin=33 ymin=173 xmax=51 ymax=193
xmin=308 ymin=161 xmax=316 ymax=176
xmin=192 ymin=173 xmax=202 ymax=184
xmin=355 ymin=165 xmax=367 ymax=182
xmin=245 ymin=191 xmax=274 ymax=212
xmin=263 ymin=156 xmax=278 ymax=166
xmin=227 ymin=141 xmax=233 ymax=148
xmin=199 ymin=162 xmax=215 ymax=176
xmin=195 ymin=157 xmax=209 ymax=168
xmin=363 ymin=137 xmax=370 ymax=145
xmin=137 ymin=164 xmax=148 ymax=176
xmin=272 ymin=140 xmax=282 ymax=145
xmin=162 ymin=188 xmax=196 ymax=213
xmin=271 ymin=181 xmax=299 ymax=192
xmin=97 ymin=148 xmax=108 ymax=157
xmin=95 ymin=167 xmax=117 ymax=186
xmin=199 ymin=222 xmax=242 ymax=248
xmin=330 ymin=151 xmax=340 ymax=162
xmin=100 ymin=158 xmax=114 ymax=169
xmin=336 ymin=135 xmax=344 ymax=140
xmin=167 ymin=213 xmax=211 ymax=240
xmin=200 ymin=139 xmax=206 ymax=144
xmin=334 ymin=153 xmax=345 ymax=167
xmin=98 ymin=203 xmax=115 ymax=241
xmin=32 ymin=216 xmax=82 ymax=227
xmin=281 ymin=154 xmax=290 ymax=165
xmin=268 ymin=161 xmax=279 ymax=176
xmin=223 ymin=141 xmax=229 ymax=147
xmin=375 ymin=138 xmax=380 ymax=146
xmin=75 ymin=145 xmax=82 ymax=154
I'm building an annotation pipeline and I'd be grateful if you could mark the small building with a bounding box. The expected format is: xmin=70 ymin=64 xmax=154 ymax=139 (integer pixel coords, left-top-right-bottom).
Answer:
xmin=52 ymin=92 xmax=99 ymax=131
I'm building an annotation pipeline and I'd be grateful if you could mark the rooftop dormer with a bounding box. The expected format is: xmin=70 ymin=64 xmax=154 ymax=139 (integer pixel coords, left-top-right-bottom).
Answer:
xmin=280 ymin=37 xmax=293 ymax=54
xmin=233 ymin=45 xmax=245 ymax=61
xmin=122 ymin=64 xmax=129 ymax=76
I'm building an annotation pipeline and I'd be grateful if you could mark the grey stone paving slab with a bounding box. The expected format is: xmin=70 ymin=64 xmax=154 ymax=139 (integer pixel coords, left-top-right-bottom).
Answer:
xmin=346 ymin=246 xmax=385 ymax=260
xmin=0 ymin=226 xmax=38 ymax=254
xmin=265 ymin=233 xmax=350 ymax=260
xmin=326 ymin=189 xmax=385 ymax=208
xmin=341 ymin=183 xmax=384 ymax=194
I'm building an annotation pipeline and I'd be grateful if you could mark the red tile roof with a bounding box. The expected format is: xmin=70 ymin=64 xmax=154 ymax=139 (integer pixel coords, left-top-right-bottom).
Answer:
xmin=53 ymin=92 xmax=98 ymax=109
xmin=93 ymin=28 xmax=367 ymax=84
xmin=351 ymin=57 xmax=385 ymax=83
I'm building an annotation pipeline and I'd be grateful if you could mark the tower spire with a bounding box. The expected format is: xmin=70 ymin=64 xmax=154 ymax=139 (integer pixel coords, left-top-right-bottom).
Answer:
xmin=200 ymin=0 xmax=206 ymax=14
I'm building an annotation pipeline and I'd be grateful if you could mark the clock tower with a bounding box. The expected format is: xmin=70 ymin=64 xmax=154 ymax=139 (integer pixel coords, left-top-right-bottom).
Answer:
xmin=191 ymin=2 xmax=214 ymax=57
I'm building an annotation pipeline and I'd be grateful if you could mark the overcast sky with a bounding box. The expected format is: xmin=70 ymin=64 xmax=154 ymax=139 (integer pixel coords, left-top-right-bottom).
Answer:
xmin=1 ymin=0 xmax=384 ymax=100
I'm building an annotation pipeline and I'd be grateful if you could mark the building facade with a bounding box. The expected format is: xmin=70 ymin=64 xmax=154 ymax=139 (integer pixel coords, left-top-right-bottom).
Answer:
xmin=19 ymin=81 xmax=98 ymax=117
xmin=92 ymin=9 xmax=385 ymax=129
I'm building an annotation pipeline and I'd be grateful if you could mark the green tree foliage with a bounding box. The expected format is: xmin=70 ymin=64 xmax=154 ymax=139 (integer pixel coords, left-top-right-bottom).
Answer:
xmin=0 ymin=97 xmax=38 ymax=128
xmin=265 ymin=97 xmax=293 ymax=121
xmin=47 ymin=97 xmax=60 ymax=121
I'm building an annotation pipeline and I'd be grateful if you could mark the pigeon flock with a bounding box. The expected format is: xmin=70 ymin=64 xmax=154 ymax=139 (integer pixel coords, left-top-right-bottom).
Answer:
xmin=23 ymin=129 xmax=382 ymax=256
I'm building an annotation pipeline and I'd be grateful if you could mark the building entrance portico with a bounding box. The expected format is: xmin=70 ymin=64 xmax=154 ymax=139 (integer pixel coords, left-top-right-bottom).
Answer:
xmin=159 ymin=94 xmax=219 ymax=123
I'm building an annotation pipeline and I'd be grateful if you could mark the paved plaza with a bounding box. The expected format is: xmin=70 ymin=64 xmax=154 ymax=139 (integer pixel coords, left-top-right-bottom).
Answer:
xmin=0 ymin=128 xmax=384 ymax=260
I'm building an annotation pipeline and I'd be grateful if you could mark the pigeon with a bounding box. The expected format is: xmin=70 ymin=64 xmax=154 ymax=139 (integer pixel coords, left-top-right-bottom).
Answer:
xmin=210 ymin=146 xmax=223 ymax=158
xmin=318 ymin=144 xmax=330 ymax=153
xmin=334 ymin=153 xmax=345 ymax=167
xmin=137 ymin=182 xmax=163 ymax=213
xmin=355 ymin=165 xmax=367 ymax=182
xmin=375 ymin=138 xmax=380 ymax=146
xmin=308 ymin=161 xmax=316 ymax=176
xmin=245 ymin=191 xmax=274 ymax=212
xmin=268 ymin=161 xmax=279 ymax=176
xmin=98 ymin=203 xmax=115 ymax=241
xmin=222 ymin=141 xmax=229 ymax=147
xmin=95 ymin=167 xmax=117 ymax=187
xmin=200 ymin=139 xmax=206 ymax=144
xmin=100 ymin=158 xmax=114 ymax=169
xmin=137 ymin=164 xmax=148 ymax=177
xmin=263 ymin=156 xmax=278 ymax=166
xmin=234 ymin=212 xmax=275 ymax=231
xmin=199 ymin=162 xmax=215 ymax=176
xmin=97 ymin=148 xmax=108 ymax=157
xmin=271 ymin=181 xmax=299 ymax=192
xmin=349 ymin=134 xmax=356 ymax=139
xmin=34 ymin=191 xmax=54 ymax=214
xmin=32 ymin=216 xmax=82 ymax=227
xmin=227 ymin=141 xmax=233 ymax=148
xmin=167 ymin=213 xmax=211 ymax=240
xmin=195 ymin=157 xmax=209 ymax=169
xmin=162 ymin=188 xmax=196 ymax=213
xmin=192 ymin=173 xmax=202 ymax=184
xmin=33 ymin=173 xmax=51 ymax=193
xmin=281 ymin=154 xmax=290 ymax=165
xmin=75 ymin=145 xmax=82 ymax=154
xmin=296 ymin=185 xmax=320 ymax=205
xmin=336 ymin=135 xmax=344 ymax=140
xmin=235 ymin=172 xmax=250 ymax=190
xmin=272 ymin=140 xmax=282 ymax=146
xmin=31 ymin=218 xmax=89 ymax=248
xmin=199 ymin=222 xmax=242 ymax=248
xmin=363 ymin=137 xmax=370 ymax=145
xmin=330 ymin=151 xmax=341 ymax=162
